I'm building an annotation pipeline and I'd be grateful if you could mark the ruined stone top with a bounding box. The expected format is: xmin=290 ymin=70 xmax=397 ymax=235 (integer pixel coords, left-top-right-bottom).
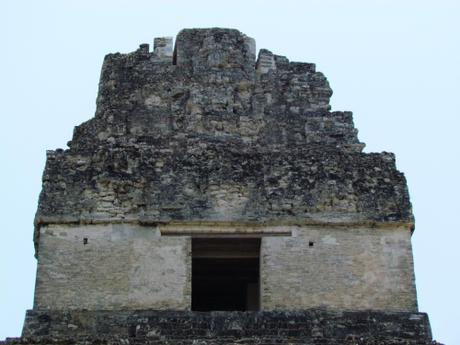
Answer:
xmin=35 ymin=28 xmax=413 ymax=248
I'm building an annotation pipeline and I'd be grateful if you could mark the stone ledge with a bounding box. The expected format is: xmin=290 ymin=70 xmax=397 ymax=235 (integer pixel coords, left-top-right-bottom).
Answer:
xmin=35 ymin=218 xmax=414 ymax=232
xmin=1 ymin=337 xmax=443 ymax=345
xmin=17 ymin=309 xmax=434 ymax=344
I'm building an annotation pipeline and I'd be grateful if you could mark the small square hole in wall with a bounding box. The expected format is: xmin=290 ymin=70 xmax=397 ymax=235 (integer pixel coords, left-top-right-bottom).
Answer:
xmin=83 ymin=238 xmax=88 ymax=245
xmin=309 ymin=241 xmax=314 ymax=247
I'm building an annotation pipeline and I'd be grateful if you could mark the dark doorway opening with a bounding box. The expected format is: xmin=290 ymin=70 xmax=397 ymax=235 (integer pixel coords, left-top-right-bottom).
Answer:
xmin=191 ymin=238 xmax=260 ymax=311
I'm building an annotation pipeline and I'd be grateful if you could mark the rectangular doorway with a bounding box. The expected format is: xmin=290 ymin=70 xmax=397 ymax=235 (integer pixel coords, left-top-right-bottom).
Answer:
xmin=191 ymin=238 xmax=260 ymax=311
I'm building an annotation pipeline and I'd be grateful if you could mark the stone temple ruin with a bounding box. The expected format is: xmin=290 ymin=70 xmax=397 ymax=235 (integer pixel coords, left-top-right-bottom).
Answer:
xmin=3 ymin=28 xmax=436 ymax=344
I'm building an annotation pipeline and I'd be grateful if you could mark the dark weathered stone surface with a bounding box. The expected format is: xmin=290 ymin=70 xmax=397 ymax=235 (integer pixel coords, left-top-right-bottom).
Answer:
xmin=34 ymin=28 xmax=413 ymax=252
xmin=1 ymin=27 xmax=435 ymax=345
xmin=7 ymin=309 xmax=434 ymax=344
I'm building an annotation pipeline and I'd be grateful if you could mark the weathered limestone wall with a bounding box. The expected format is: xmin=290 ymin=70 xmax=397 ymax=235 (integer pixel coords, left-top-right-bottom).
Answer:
xmin=261 ymin=225 xmax=417 ymax=311
xmin=34 ymin=222 xmax=416 ymax=312
xmin=34 ymin=224 xmax=191 ymax=310
xmin=4 ymin=28 xmax=429 ymax=345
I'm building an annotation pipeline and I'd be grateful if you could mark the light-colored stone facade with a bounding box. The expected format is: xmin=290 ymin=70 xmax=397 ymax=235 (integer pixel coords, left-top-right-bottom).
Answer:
xmin=34 ymin=224 xmax=190 ymax=310
xmin=34 ymin=222 xmax=416 ymax=312
xmin=261 ymin=225 xmax=417 ymax=311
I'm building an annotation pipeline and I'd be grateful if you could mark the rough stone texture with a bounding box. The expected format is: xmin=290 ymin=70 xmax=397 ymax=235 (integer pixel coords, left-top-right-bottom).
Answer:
xmin=10 ymin=309 xmax=433 ymax=344
xmin=6 ymin=28 xmax=431 ymax=345
xmin=33 ymin=224 xmax=190 ymax=310
xmin=34 ymin=28 xmax=413 ymax=254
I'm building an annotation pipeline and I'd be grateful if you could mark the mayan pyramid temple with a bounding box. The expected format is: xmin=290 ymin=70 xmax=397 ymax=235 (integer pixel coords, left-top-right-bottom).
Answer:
xmin=2 ymin=28 xmax=437 ymax=344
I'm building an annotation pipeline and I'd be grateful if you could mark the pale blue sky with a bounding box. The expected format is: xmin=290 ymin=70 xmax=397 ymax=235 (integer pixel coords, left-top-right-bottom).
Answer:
xmin=1 ymin=1 xmax=459 ymax=343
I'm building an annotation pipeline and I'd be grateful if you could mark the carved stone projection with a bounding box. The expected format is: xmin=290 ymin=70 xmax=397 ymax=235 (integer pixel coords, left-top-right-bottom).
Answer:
xmin=2 ymin=28 xmax=438 ymax=345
